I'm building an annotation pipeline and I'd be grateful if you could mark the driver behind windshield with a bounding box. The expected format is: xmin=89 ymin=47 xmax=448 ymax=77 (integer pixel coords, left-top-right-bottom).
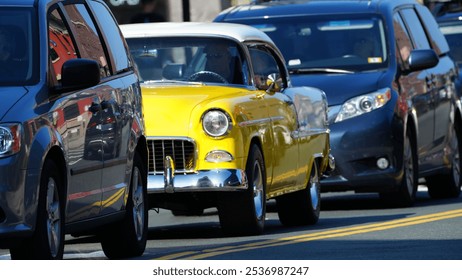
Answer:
xmin=203 ymin=42 xmax=235 ymax=83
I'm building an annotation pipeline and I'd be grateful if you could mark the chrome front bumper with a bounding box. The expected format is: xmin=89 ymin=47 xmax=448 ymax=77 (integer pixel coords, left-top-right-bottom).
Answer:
xmin=147 ymin=156 xmax=248 ymax=193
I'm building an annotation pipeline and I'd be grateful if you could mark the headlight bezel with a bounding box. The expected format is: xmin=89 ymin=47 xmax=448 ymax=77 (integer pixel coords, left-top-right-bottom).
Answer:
xmin=335 ymin=88 xmax=392 ymax=123
xmin=201 ymin=109 xmax=233 ymax=138
xmin=0 ymin=123 xmax=22 ymax=158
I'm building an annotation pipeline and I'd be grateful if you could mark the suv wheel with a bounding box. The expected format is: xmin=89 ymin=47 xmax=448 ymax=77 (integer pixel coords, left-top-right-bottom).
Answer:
xmin=381 ymin=130 xmax=418 ymax=207
xmin=100 ymin=151 xmax=148 ymax=259
xmin=10 ymin=160 xmax=65 ymax=260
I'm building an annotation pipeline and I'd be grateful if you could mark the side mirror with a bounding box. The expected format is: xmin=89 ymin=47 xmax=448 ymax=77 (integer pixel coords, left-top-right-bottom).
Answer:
xmin=162 ymin=63 xmax=185 ymax=80
xmin=58 ymin=58 xmax=100 ymax=92
xmin=265 ymin=73 xmax=281 ymax=94
xmin=408 ymin=49 xmax=439 ymax=72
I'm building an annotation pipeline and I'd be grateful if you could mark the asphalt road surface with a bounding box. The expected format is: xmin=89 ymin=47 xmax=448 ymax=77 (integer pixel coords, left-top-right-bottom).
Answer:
xmin=3 ymin=185 xmax=460 ymax=260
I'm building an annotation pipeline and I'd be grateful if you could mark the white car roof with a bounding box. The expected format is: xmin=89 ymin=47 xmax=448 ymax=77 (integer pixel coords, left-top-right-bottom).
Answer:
xmin=120 ymin=22 xmax=275 ymax=45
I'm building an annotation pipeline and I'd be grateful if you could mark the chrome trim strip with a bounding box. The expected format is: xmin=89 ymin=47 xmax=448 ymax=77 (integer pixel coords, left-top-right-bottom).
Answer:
xmin=292 ymin=128 xmax=330 ymax=139
xmin=147 ymin=136 xmax=196 ymax=141
xmin=271 ymin=116 xmax=285 ymax=122
xmin=147 ymin=169 xmax=248 ymax=193
xmin=238 ymin=116 xmax=285 ymax=127
xmin=238 ymin=117 xmax=272 ymax=127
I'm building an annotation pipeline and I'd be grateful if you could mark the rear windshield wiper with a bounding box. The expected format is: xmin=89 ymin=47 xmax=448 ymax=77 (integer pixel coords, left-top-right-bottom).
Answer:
xmin=289 ymin=68 xmax=354 ymax=74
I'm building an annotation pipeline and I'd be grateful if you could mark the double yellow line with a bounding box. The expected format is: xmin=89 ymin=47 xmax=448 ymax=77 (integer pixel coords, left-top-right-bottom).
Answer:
xmin=154 ymin=209 xmax=462 ymax=260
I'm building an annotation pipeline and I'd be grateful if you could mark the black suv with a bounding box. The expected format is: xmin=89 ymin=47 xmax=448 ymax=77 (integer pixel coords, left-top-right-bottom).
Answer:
xmin=215 ymin=0 xmax=462 ymax=206
xmin=0 ymin=0 xmax=148 ymax=259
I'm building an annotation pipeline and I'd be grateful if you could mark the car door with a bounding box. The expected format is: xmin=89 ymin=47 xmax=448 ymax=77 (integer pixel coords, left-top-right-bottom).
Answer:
xmin=416 ymin=4 xmax=456 ymax=164
xmin=248 ymin=45 xmax=299 ymax=193
xmin=48 ymin=6 xmax=103 ymax=222
xmin=394 ymin=10 xmax=435 ymax=170
xmin=88 ymin=0 xmax=137 ymax=215
xmin=58 ymin=2 xmax=132 ymax=221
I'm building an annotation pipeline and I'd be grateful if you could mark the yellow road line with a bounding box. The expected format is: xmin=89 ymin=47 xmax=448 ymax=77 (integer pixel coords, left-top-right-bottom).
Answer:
xmin=153 ymin=209 xmax=462 ymax=260
xmin=156 ymin=251 xmax=199 ymax=260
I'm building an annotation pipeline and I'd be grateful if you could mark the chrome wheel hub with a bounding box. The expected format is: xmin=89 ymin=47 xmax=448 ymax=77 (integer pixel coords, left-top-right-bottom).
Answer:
xmin=46 ymin=178 xmax=61 ymax=258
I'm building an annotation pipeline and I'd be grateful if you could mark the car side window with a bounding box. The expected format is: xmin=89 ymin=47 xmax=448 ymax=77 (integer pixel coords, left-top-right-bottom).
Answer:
xmin=249 ymin=46 xmax=283 ymax=90
xmin=400 ymin=8 xmax=431 ymax=50
xmin=415 ymin=4 xmax=450 ymax=56
xmin=88 ymin=0 xmax=130 ymax=73
xmin=48 ymin=8 xmax=77 ymax=86
xmin=62 ymin=3 xmax=110 ymax=78
xmin=393 ymin=13 xmax=413 ymax=69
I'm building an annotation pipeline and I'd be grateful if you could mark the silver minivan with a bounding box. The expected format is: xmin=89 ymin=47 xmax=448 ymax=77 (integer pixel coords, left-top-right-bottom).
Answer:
xmin=0 ymin=0 xmax=148 ymax=259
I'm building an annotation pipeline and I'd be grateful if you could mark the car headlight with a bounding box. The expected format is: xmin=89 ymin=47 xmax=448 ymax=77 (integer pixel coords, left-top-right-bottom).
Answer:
xmin=202 ymin=110 xmax=232 ymax=137
xmin=335 ymin=88 xmax=391 ymax=123
xmin=0 ymin=123 xmax=22 ymax=157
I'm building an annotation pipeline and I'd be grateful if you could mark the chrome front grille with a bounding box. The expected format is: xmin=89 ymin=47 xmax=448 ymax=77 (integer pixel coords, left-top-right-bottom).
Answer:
xmin=147 ymin=138 xmax=196 ymax=174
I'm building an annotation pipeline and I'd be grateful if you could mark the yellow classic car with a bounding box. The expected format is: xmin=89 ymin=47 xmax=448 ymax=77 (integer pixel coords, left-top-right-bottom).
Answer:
xmin=121 ymin=22 xmax=334 ymax=235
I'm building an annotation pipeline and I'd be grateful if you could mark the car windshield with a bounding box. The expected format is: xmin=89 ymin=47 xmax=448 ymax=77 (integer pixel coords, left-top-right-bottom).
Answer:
xmin=439 ymin=22 xmax=462 ymax=65
xmin=0 ymin=7 xmax=38 ymax=86
xmin=239 ymin=15 xmax=388 ymax=73
xmin=125 ymin=37 xmax=247 ymax=85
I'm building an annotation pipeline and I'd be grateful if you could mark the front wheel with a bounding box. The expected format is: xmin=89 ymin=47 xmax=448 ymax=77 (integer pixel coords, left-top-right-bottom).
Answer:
xmin=10 ymin=160 xmax=65 ymax=260
xmin=100 ymin=151 xmax=148 ymax=259
xmin=276 ymin=161 xmax=321 ymax=226
xmin=218 ymin=144 xmax=266 ymax=236
xmin=380 ymin=130 xmax=417 ymax=207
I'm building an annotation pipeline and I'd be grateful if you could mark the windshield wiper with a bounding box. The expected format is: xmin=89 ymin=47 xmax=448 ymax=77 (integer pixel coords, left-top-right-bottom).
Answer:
xmin=289 ymin=68 xmax=354 ymax=74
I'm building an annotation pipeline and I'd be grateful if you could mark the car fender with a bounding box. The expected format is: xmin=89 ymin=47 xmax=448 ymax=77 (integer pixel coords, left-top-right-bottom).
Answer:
xmin=283 ymin=86 xmax=331 ymax=182
xmin=283 ymin=86 xmax=329 ymax=137
xmin=23 ymin=124 xmax=65 ymax=231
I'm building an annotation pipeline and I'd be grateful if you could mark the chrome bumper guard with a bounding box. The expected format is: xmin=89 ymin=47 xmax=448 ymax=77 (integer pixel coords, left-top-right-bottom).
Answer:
xmin=147 ymin=156 xmax=248 ymax=193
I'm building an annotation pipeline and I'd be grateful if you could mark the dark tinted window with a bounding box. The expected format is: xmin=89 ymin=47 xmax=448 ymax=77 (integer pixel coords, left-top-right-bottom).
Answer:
xmin=400 ymin=8 xmax=431 ymax=50
xmin=416 ymin=4 xmax=450 ymax=55
xmin=239 ymin=15 xmax=387 ymax=72
xmin=88 ymin=1 xmax=130 ymax=73
xmin=0 ymin=8 xmax=38 ymax=85
xmin=63 ymin=4 xmax=110 ymax=78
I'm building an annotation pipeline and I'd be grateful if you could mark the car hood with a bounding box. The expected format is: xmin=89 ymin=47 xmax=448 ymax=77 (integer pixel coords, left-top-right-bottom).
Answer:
xmin=141 ymin=84 xmax=246 ymax=136
xmin=0 ymin=87 xmax=28 ymax=121
xmin=290 ymin=71 xmax=388 ymax=106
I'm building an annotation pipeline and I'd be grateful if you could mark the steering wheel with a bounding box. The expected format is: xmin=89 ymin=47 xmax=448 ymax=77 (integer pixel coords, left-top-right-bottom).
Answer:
xmin=188 ymin=71 xmax=228 ymax=83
